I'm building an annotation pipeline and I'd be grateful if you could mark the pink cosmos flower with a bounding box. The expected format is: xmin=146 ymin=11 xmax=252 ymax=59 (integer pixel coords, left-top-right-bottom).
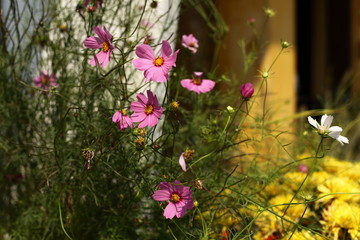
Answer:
xmin=182 ymin=34 xmax=199 ymax=54
xmin=112 ymin=109 xmax=134 ymax=130
xmin=132 ymin=40 xmax=179 ymax=83
xmin=180 ymin=72 xmax=215 ymax=94
xmin=83 ymin=26 xmax=114 ymax=68
xmin=152 ymin=180 xmax=194 ymax=219
xmin=33 ymin=71 xmax=58 ymax=90
xmin=130 ymin=90 xmax=163 ymax=128
xmin=240 ymin=82 xmax=254 ymax=99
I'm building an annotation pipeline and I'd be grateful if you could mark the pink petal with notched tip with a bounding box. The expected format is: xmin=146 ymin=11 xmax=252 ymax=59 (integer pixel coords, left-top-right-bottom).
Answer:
xmin=152 ymin=189 xmax=171 ymax=201
xmin=84 ymin=36 xmax=103 ymax=49
xmin=135 ymin=44 xmax=156 ymax=60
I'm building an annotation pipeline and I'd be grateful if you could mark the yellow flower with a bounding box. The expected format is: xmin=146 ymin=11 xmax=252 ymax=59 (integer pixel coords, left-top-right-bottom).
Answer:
xmin=321 ymin=200 xmax=360 ymax=240
xmin=317 ymin=176 xmax=360 ymax=204
xmin=283 ymin=230 xmax=325 ymax=240
xmin=322 ymin=156 xmax=354 ymax=174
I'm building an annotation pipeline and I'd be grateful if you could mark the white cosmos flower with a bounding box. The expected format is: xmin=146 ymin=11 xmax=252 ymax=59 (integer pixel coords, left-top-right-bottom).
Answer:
xmin=307 ymin=114 xmax=349 ymax=146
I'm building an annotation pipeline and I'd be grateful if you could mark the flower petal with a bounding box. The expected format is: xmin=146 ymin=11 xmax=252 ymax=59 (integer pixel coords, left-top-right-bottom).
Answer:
xmin=161 ymin=40 xmax=172 ymax=57
xmin=179 ymin=153 xmax=186 ymax=172
xmin=328 ymin=126 xmax=343 ymax=139
xmin=93 ymin=26 xmax=106 ymax=42
xmin=336 ymin=135 xmax=349 ymax=145
xmin=132 ymin=58 xmax=154 ymax=71
xmin=321 ymin=114 xmax=333 ymax=128
xmin=163 ymin=202 xmax=176 ymax=219
xmin=307 ymin=116 xmax=319 ymax=129
xmin=135 ymin=44 xmax=156 ymax=60
xmin=152 ymin=189 xmax=170 ymax=201
xmin=84 ymin=36 xmax=102 ymax=49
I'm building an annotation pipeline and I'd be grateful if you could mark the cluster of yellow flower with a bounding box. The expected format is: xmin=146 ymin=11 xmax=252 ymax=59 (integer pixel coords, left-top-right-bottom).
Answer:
xmin=252 ymin=156 xmax=360 ymax=240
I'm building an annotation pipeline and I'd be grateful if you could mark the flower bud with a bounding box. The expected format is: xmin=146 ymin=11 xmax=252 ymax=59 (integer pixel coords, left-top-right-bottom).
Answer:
xmin=281 ymin=40 xmax=290 ymax=49
xmin=240 ymin=83 xmax=254 ymax=100
xmin=226 ymin=106 xmax=234 ymax=114
xmin=264 ymin=8 xmax=276 ymax=17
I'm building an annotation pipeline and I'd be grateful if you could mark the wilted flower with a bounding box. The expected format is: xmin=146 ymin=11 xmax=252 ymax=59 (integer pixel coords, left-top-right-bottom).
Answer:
xmin=82 ymin=148 xmax=95 ymax=170
xmin=240 ymin=82 xmax=254 ymax=99
xmin=180 ymin=72 xmax=215 ymax=94
xmin=152 ymin=180 xmax=194 ymax=219
xmin=308 ymin=114 xmax=349 ymax=145
xmin=33 ymin=71 xmax=58 ymax=91
xmin=83 ymin=26 xmax=114 ymax=68
xmin=182 ymin=34 xmax=199 ymax=53
xmin=132 ymin=40 xmax=179 ymax=83
xmin=130 ymin=90 xmax=163 ymax=128
xmin=112 ymin=109 xmax=134 ymax=130
xmin=135 ymin=137 xmax=145 ymax=150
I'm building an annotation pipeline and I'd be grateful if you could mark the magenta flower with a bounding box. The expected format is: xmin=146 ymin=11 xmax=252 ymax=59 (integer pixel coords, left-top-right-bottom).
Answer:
xmin=112 ymin=109 xmax=134 ymax=130
xmin=240 ymin=82 xmax=254 ymax=99
xmin=83 ymin=26 xmax=114 ymax=68
xmin=84 ymin=0 xmax=102 ymax=9
xmin=298 ymin=164 xmax=309 ymax=173
xmin=130 ymin=90 xmax=163 ymax=128
xmin=182 ymin=34 xmax=199 ymax=54
xmin=132 ymin=40 xmax=179 ymax=83
xmin=33 ymin=71 xmax=58 ymax=90
xmin=152 ymin=180 xmax=194 ymax=219
xmin=180 ymin=72 xmax=215 ymax=94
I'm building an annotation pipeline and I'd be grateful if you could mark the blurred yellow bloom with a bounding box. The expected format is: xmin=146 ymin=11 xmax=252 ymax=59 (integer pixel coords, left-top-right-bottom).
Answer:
xmin=321 ymin=200 xmax=360 ymax=240
xmin=317 ymin=176 xmax=360 ymax=204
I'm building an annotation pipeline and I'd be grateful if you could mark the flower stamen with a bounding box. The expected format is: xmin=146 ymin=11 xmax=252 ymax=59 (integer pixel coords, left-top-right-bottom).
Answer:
xmin=170 ymin=193 xmax=181 ymax=203
xmin=145 ymin=105 xmax=154 ymax=115
xmin=154 ymin=57 xmax=164 ymax=66
xmin=102 ymin=42 xmax=110 ymax=52
xmin=192 ymin=78 xmax=202 ymax=85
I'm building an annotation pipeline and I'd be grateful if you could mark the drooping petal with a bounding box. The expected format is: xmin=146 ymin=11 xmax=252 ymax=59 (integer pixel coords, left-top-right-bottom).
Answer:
xmin=93 ymin=26 xmax=106 ymax=42
xmin=321 ymin=114 xmax=333 ymax=128
xmin=336 ymin=135 xmax=349 ymax=145
xmin=307 ymin=116 xmax=319 ymax=129
xmin=159 ymin=182 xmax=172 ymax=190
xmin=179 ymin=153 xmax=186 ymax=172
xmin=84 ymin=36 xmax=103 ymax=49
xmin=163 ymin=202 xmax=176 ymax=219
xmin=135 ymin=44 xmax=156 ymax=60
xmin=89 ymin=50 xmax=108 ymax=67
xmin=152 ymin=189 xmax=171 ymax=201
xmin=103 ymin=26 xmax=113 ymax=41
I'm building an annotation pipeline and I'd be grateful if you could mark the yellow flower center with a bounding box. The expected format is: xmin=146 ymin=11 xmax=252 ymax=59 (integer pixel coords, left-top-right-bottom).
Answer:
xmin=170 ymin=193 xmax=181 ymax=203
xmin=170 ymin=101 xmax=179 ymax=110
xmin=102 ymin=42 xmax=110 ymax=52
xmin=192 ymin=78 xmax=202 ymax=85
xmin=154 ymin=57 xmax=164 ymax=66
xmin=318 ymin=126 xmax=327 ymax=135
xmin=120 ymin=109 xmax=127 ymax=115
xmin=145 ymin=105 xmax=154 ymax=114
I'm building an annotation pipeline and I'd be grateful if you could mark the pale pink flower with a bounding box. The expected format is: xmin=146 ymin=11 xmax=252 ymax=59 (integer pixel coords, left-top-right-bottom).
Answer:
xmin=240 ymin=82 xmax=254 ymax=99
xmin=83 ymin=26 xmax=114 ymax=68
xmin=152 ymin=180 xmax=194 ymax=219
xmin=132 ymin=40 xmax=179 ymax=83
xmin=130 ymin=90 xmax=163 ymax=128
xmin=180 ymin=72 xmax=215 ymax=94
xmin=179 ymin=153 xmax=186 ymax=172
xmin=112 ymin=109 xmax=134 ymax=130
xmin=182 ymin=34 xmax=199 ymax=54
xmin=33 ymin=71 xmax=57 ymax=90
xmin=298 ymin=164 xmax=309 ymax=173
